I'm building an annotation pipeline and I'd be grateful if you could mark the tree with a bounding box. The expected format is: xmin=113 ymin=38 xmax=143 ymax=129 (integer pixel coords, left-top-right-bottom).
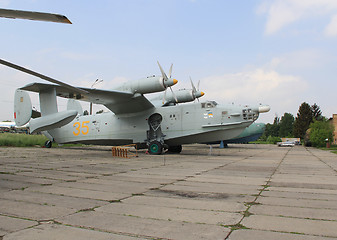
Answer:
xmin=279 ymin=113 xmax=294 ymax=137
xmin=311 ymin=103 xmax=323 ymax=121
xmin=309 ymin=118 xmax=334 ymax=147
xmin=293 ymin=102 xmax=313 ymax=139
xmin=259 ymin=116 xmax=280 ymax=141
xmin=271 ymin=116 xmax=280 ymax=137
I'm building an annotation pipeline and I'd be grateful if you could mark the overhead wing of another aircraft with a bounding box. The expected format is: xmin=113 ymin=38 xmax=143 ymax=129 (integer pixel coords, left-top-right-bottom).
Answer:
xmin=0 ymin=8 xmax=71 ymax=24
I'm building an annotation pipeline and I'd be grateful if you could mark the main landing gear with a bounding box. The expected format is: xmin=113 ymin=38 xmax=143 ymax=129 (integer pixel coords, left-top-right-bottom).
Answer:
xmin=148 ymin=140 xmax=163 ymax=155
xmin=44 ymin=140 xmax=52 ymax=148
xmin=146 ymin=113 xmax=182 ymax=155
xmin=147 ymin=113 xmax=164 ymax=155
xmin=167 ymin=145 xmax=182 ymax=154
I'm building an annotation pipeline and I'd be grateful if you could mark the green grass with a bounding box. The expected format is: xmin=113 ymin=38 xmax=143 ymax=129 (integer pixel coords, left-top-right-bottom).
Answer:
xmin=319 ymin=145 xmax=337 ymax=155
xmin=0 ymin=133 xmax=85 ymax=148
xmin=320 ymin=145 xmax=337 ymax=151
xmin=0 ymin=133 xmax=48 ymax=147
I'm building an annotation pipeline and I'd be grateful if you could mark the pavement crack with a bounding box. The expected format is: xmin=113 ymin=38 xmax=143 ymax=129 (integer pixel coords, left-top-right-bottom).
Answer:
xmin=225 ymin=147 xmax=291 ymax=239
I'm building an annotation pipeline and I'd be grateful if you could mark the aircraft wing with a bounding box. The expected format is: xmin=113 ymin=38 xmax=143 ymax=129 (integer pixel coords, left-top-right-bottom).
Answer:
xmin=20 ymin=82 xmax=154 ymax=115
xmin=0 ymin=58 xmax=154 ymax=114
xmin=0 ymin=8 xmax=71 ymax=24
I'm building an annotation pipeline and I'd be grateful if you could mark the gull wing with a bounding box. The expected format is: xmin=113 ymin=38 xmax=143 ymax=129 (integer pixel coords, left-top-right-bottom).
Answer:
xmin=0 ymin=59 xmax=154 ymax=114
xmin=20 ymin=83 xmax=154 ymax=115
xmin=0 ymin=8 xmax=71 ymax=24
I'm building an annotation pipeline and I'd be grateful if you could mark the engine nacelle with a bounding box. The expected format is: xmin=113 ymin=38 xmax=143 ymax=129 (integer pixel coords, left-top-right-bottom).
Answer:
xmin=164 ymin=89 xmax=205 ymax=104
xmin=113 ymin=76 xmax=177 ymax=94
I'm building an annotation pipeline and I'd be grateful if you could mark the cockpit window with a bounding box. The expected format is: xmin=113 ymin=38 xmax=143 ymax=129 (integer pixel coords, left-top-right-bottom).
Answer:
xmin=201 ymin=101 xmax=218 ymax=108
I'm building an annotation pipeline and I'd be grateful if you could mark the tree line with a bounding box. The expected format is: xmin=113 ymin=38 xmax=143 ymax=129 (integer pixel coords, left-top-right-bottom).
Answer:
xmin=260 ymin=102 xmax=334 ymax=147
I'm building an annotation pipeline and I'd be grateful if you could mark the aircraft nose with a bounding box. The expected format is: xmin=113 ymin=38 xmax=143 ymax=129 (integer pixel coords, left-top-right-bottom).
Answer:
xmin=258 ymin=105 xmax=271 ymax=113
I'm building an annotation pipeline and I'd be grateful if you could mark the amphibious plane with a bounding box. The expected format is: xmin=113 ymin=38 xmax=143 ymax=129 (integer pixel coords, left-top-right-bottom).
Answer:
xmin=0 ymin=8 xmax=270 ymax=154
xmin=1 ymin=58 xmax=270 ymax=154
xmin=208 ymin=123 xmax=266 ymax=147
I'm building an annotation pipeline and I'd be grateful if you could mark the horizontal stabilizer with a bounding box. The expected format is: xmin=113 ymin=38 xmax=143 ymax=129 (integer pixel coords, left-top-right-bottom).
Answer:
xmin=30 ymin=110 xmax=77 ymax=133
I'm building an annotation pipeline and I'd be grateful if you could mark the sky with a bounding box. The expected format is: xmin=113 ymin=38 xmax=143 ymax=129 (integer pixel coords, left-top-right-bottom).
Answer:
xmin=0 ymin=0 xmax=337 ymax=123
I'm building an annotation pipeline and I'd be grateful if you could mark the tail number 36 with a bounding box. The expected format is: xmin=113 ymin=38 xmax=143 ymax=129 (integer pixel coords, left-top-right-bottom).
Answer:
xmin=73 ymin=121 xmax=90 ymax=136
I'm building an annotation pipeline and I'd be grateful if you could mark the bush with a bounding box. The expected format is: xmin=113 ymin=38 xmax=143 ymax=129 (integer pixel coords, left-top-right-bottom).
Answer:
xmin=266 ymin=136 xmax=282 ymax=144
xmin=309 ymin=119 xmax=334 ymax=148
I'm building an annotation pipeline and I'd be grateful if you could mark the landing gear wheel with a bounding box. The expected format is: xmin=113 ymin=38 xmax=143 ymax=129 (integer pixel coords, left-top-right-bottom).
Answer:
xmin=168 ymin=145 xmax=182 ymax=153
xmin=44 ymin=140 xmax=52 ymax=148
xmin=148 ymin=141 xmax=163 ymax=155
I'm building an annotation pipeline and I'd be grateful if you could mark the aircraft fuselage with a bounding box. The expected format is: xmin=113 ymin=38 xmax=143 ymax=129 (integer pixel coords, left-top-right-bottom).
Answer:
xmin=48 ymin=101 xmax=255 ymax=147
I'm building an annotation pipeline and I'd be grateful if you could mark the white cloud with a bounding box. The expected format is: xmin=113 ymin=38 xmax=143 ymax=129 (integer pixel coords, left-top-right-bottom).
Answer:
xmin=200 ymin=63 xmax=307 ymax=123
xmin=258 ymin=0 xmax=337 ymax=35
xmin=202 ymin=68 xmax=304 ymax=102
xmin=324 ymin=14 xmax=337 ymax=36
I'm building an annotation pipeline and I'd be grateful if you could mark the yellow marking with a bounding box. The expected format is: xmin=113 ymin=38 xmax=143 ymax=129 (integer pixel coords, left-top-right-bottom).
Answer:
xmin=81 ymin=121 xmax=90 ymax=135
xmin=73 ymin=121 xmax=91 ymax=136
xmin=20 ymin=97 xmax=23 ymax=102
xmin=73 ymin=122 xmax=81 ymax=136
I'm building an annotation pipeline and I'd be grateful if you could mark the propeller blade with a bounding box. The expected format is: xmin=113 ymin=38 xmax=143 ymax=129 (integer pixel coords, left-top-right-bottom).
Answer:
xmin=197 ymin=80 xmax=200 ymax=91
xmin=162 ymin=88 xmax=167 ymax=104
xmin=157 ymin=61 xmax=168 ymax=81
xmin=190 ymin=76 xmax=197 ymax=94
xmin=170 ymin=86 xmax=178 ymax=103
xmin=168 ymin=64 xmax=173 ymax=78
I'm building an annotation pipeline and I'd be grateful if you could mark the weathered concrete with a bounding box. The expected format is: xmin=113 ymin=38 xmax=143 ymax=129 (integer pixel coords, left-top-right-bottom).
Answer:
xmin=242 ymin=215 xmax=337 ymax=238
xmin=4 ymin=224 xmax=144 ymax=240
xmin=250 ymin=204 xmax=337 ymax=221
xmin=96 ymin=202 xmax=242 ymax=225
xmin=122 ymin=195 xmax=246 ymax=212
xmin=229 ymin=229 xmax=336 ymax=240
xmin=0 ymin=144 xmax=337 ymax=239
xmin=58 ymin=211 xmax=231 ymax=240
xmin=0 ymin=215 xmax=37 ymax=234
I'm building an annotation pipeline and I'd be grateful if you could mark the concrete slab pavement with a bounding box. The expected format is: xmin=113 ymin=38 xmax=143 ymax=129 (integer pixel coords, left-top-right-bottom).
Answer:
xmin=0 ymin=144 xmax=337 ymax=239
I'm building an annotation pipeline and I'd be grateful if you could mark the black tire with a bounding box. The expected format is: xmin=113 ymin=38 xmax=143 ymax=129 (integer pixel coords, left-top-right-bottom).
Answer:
xmin=168 ymin=145 xmax=182 ymax=153
xmin=148 ymin=141 xmax=162 ymax=155
xmin=44 ymin=140 xmax=52 ymax=148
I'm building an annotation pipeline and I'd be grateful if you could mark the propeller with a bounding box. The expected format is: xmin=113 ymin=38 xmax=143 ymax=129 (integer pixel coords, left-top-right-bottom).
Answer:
xmin=189 ymin=77 xmax=204 ymax=102
xmin=157 ymin=62 xmax=178 ymax=104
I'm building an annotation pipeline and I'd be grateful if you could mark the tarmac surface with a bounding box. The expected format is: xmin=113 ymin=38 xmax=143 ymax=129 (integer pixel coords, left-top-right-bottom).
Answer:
xmin=0 ymin=144 xmax=337 ymax=239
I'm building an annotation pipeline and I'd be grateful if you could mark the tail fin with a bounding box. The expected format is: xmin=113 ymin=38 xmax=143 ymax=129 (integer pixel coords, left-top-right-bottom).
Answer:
xmin=14 ymin=88 xmax=78 ymax=133
xmin=14 ymin=89 xmax=32 ymax=126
